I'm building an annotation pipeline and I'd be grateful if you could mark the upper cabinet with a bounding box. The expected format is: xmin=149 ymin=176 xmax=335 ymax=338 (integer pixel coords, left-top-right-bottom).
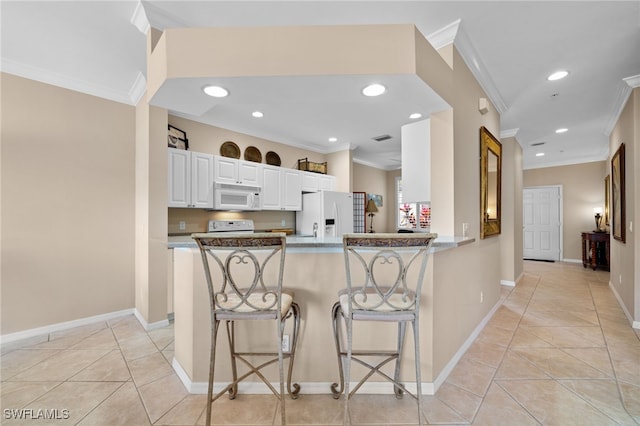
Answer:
xmin=169 ymin=149 xmax=336 ymax=211
xmin=213 ymin=155 xmax=262 ymax=187
xmin=262 ymin=165 xmax=302 ymax=211
xmin=319 ymin=174 xmax=337 ymax=191
xmin=301 ymin=171 xmax=336 ymax=192
xmin=168 ymin=148 xmax=214 ymax=208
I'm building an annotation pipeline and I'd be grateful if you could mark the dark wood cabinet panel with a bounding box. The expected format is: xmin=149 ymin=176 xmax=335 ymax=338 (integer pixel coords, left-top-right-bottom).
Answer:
xmin=581 ymin=232 xmax=610 ymax=271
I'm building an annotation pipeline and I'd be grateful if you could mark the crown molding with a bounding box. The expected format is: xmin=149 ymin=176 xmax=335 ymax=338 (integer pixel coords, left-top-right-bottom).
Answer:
xmin=604 ymin=78 xmax=633 ymax=136
xmin=523 ymin=154 xmax=607 ymax=171
xmin=500 ymin=128 xmax=519 ymax=139
xmin=623 ymin=74 xmax=640 ymax=88
xmin=129 ymin=72 xmax=147 ymax=105
xmin=141 ymin=1 xmax=190 ymax=30
xmin=130 ymin=1 xmax=150 ymax=35
xmin=452 ymin=22 xmax=508 ymax=114
xmin=1 ymin=58 xmax=136 ymax=105
xmin=426 ymin=19 xmax=460 ymax=50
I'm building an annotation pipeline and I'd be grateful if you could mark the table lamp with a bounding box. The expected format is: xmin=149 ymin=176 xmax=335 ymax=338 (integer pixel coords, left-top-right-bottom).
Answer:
xmin=366 ymin=199 xmax=378 ymax=233
xmin=594 ymin=207 xmax=603 ymax=232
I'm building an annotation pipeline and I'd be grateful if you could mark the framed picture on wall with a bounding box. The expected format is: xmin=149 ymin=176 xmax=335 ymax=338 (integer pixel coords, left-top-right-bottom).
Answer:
xmin=611 ymin=143 xmax=625 ymax=242
xmin=168 ymin=124 xmax=189 ymax=150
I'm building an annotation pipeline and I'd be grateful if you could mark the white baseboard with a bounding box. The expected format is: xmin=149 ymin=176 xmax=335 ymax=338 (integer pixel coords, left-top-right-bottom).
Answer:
xmin=170 ymin=297 xmax=504 ymax=398
xmin=562 ymin=258 xmax=582 ymax=264
xmin=430 ymin=296 xmax=503 ymax=393
xmin=171 ymin=357 xmax=437 ymax=396
xmin=501 ymin=270 xmax=525 ymax=287
xmin=0 ymin=308 xmax=135 ymax=345
xmin=608 ymin=281 xmax=640 ymax=330
xmin=134 ymin=309 xmax=170 ymax=331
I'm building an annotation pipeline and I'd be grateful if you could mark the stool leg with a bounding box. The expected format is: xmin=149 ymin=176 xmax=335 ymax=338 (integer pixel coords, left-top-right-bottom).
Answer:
xmin=277 ymin=316 xmax=286 ymax=425
xmin=412 ymin=318 xmax=423 ymax=425
xmin=287 ymin=302 xmax=301 ymax=398
xmin=225 ymin=320 xmax=238 ymax=400
xmin=394 ymin=321 xmax=406 ymax=399
xmin=206 ymin=318 xmax=221 ymax=426
xmin=330 ymin=302 xmax=345 ymax=398
xmin=343 ymin=312 xmax=353 ymax=425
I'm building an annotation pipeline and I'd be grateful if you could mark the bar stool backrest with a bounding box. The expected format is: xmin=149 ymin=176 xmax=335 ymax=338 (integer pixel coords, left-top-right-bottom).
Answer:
xmin=342 ymin=233 xmax=437 ymax=316
xmin=192 ymin=233 xmax=287 ymax=319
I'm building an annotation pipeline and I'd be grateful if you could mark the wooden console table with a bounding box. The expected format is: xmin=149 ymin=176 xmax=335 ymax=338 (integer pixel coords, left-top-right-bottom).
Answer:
xmin=581 ymin=232 xmax=610 ymax=271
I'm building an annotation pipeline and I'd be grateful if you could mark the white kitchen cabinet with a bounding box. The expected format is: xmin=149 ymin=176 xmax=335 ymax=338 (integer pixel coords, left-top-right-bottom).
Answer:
xmin=301 ymin=171 xmax=337 ymax=192
xmin=213 ymin=155 xmax=262 ymax=187
xmin=319 ymin=174 xmax=336 ymax=191
xmin=261 ymin=165 xmax=302 ymax=211
xmin=168 ymin=148 xmax=214 ymax=208
xmin=301 ymin=171 xmax=319 ymax=192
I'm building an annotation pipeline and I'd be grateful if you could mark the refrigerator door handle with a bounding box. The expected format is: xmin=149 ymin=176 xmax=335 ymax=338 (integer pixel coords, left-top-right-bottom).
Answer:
xmin=333 ymin=202 xmax=340 ymax=237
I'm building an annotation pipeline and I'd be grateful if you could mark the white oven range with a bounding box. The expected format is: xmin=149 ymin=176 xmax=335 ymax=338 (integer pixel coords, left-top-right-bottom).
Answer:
xmin=207 ymin=219 xmax=255 ymax=234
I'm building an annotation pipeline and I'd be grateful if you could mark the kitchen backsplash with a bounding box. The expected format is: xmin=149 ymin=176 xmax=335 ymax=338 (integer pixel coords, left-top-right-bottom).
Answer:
xmin=168 ymin=208 xmax=296 ymax=235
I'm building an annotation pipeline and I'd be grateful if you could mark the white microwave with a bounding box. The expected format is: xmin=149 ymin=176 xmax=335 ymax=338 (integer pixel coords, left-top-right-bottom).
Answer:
xmin=213 ymin=183 xmax=261 ymax=211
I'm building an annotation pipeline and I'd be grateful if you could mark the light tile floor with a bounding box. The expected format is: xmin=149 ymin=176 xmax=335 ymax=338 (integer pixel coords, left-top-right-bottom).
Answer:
xmin=2 ymin=261 xmax=639 ymax=425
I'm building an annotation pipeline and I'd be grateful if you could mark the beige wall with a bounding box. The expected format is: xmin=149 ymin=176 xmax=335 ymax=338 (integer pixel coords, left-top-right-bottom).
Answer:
xmin=523 ymin=161 xmax=607 ymax=261
xmin=426 ymin=46 xmax=506 ymax=375
xmin=502 ymin=136 xmax=524 ymax=282
xmin=609 ymin=87 xmax=638 ymax=323
xmin=352 ymin=162 xmax=391 ymax=232
xmin=1 ymin=73 xmax=136 ymax=334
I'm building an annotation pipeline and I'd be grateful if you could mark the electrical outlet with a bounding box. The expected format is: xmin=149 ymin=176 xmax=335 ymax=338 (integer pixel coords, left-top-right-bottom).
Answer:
xmin=480 ymin=291 xmax=484 ymax=303
xmin=179 ymin=221 xmax=186 ymax=231
xmin=282 ymin=334 xmax=290 ymax=352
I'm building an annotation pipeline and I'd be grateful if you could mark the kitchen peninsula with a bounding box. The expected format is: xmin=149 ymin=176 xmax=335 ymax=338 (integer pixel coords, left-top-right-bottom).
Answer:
xmin=149 ymin=23 xmax=512 ymax=398
xmin=168 ymin=234 xmax=475 ymax=394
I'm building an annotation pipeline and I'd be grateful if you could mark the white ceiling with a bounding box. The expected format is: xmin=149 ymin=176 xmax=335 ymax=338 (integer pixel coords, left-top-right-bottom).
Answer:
xmin=2 ymin=1 xmax=639 ymax=170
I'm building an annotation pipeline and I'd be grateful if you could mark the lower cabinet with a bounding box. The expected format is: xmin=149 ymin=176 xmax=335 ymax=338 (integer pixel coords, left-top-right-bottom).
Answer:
xmin=262 ymin=165 xmax=302 ymax=211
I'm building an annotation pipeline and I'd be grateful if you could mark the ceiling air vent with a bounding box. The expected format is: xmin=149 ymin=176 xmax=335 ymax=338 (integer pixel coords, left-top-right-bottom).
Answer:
xmin=372 ymin=134 xmax=392 ymax=142
xmin=531 ymin=142 xmax=546 ymax=147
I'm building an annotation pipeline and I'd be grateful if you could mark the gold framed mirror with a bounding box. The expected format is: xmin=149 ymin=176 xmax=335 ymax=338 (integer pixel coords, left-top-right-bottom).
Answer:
xmin=604 ymin=174 xmax=610 ymax=227
xmin=480 ymin=126 xmax=502 ymax=239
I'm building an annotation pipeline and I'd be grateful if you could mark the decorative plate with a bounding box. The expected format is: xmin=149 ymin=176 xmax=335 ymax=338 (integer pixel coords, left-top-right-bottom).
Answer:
xmin=244 ymin=146 xmax=262 ymax=163
xmin=220 ymin=141 xmax=240 ymax=159
xmin=265 ymin=151 xmax=281 ymax=166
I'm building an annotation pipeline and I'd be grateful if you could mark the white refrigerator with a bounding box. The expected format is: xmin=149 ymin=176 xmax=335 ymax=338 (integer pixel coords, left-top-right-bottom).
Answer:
xmin=296 ymin=191 xmax=354 ymax=237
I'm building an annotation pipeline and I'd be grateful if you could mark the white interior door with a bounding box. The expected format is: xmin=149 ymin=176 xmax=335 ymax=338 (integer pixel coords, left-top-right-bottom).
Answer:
xmin=523 ymin=186 xmax=561 ymax=261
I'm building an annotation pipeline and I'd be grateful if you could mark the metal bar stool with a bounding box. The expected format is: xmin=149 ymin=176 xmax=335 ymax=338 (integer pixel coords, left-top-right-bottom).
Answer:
xmin=330 ymin=233 xmax=437 ymax=425
xmin=192 ymin=233 xmax=301 ymax=426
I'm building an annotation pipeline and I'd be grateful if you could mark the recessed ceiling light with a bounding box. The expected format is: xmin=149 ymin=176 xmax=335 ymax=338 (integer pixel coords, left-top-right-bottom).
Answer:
xmin=362 ymin=83 xmax=386 ymax=97
xmin=547 ymin=71 xmax=569 ymax=81
xmin=328 ymin=137 xmax=337 ymax=142
xmin=555 ymin=128 xmax=568 ymax=133
xmin=409 ymin=113 xmax=422 ymax=119
xmin=536 ymin=152 xmax=545 ymax=157
xmin=203 ymin=85 xmax=229 ymax=97
xmin=252 ymin=111 xmax=264 ymax=118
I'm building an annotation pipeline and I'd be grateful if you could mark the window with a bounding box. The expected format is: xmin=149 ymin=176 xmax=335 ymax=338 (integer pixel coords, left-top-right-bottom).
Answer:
xmin=396 ymin=177 xmax=431 ymax=231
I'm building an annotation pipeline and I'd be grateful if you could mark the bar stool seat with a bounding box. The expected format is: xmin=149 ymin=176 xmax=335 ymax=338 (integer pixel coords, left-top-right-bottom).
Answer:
xmin=192 ymin=233 xmax=301 ymax=426
xmin=330 ymin=233 xmax=437 ymax=425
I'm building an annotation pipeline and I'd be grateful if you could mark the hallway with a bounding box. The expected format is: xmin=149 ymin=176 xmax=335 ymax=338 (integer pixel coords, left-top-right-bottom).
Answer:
xmin=1 ymin=261 xmax=639 ymax=425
